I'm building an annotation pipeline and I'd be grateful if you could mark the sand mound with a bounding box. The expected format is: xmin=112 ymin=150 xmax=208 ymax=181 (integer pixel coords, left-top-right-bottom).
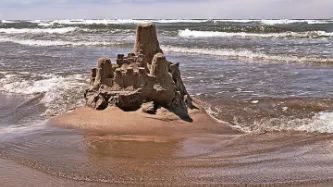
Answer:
xmin=49 ymin=105 xmax=238 ymax=135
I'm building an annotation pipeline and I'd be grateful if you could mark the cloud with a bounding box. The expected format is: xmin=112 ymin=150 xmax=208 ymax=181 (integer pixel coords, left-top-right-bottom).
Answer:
xmin=0 ymin=0 xmax=332 ymax=20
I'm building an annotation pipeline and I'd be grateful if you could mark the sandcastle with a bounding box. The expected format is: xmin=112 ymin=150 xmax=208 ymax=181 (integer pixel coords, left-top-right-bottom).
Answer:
xmin=84 ymin=24 xmax=196 ymax=120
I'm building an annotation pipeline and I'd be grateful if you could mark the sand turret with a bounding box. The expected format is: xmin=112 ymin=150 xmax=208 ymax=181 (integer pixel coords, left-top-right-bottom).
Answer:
xmin=94 ymin=57 xmax=113 ymax=87
xmin=134 ymin=24 xmax=163 ymax=68
xmin=84 ymin=24 xmax=196 ymax=120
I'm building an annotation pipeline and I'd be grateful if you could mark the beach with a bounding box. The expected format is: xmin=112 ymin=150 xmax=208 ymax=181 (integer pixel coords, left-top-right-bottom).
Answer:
xmin=1 ymin=19 xmax=333 ymax=186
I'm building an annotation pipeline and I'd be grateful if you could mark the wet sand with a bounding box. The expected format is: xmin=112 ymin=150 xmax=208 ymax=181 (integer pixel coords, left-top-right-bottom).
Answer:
xmin=0 ymin=158 xmax=110 ymax=187
xmin=2 ymin=99 xmax=333 ymax=186
xmin=2 ymin=158 xmax=333 ymax=187
xmin=49 ymin=105 xmax=238 ymax=135
xmin=2 ymin=130 xmax=333 ymax=186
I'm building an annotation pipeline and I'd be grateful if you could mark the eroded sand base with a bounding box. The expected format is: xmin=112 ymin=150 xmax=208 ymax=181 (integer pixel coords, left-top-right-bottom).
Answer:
xmin=49 ymin=106 xmax=238 ymax=135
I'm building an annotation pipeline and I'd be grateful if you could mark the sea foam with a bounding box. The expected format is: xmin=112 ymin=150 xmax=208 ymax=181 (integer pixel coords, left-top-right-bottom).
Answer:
xmin=0 ymin=36 xmax=123 ymax=47
xmin=232 ymin=112 xmax=333 ymax=134
xmin=30 ymin=19 xmax=209 ymax=27
xmin=0 ymin=27 xmax=78 ymax=34
xmin=28 ymin=19 xmax=333 ymax=26
xmin=0 ymin=20 xmax=15 ymax=24
xmin=214 ymin=19 xmax=333 ymax=25
xmin=161 ymin=45 xmax=333 ymax=64
xmin=178 ymin=29 xmax=333 ymax=38
xmin=204 ymin=103 xmax=333 ymax=134
xmin=0 ymin=73 xmax=87 ymax=116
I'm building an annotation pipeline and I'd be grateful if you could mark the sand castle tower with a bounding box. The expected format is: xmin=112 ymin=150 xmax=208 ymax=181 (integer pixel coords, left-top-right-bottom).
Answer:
xmin=134 ymin=24 xmax=163 ymax=67
xmin=84 ymin=24 xmax=194 ymax=119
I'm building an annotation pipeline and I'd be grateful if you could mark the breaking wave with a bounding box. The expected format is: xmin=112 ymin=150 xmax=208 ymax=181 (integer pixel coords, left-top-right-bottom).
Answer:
xmin=213 ymin=19 xmax=333 ymax=25
xmin=23 ymin=19 xmax=333 ymax=27
xmin=162 ymin=45 xmax=333 ymax=64
xmin=178 ymin=29 xmax=333 ymax=38
xmin=0 ymin=27 xmax=78 ymax=34
xmin=259 ymin=19 xmax=333 ymax=25
xmin=0 ymin=20 xmax=16 ymax=24
xmin=0 ymin=73 xmax=87 ymax=116
xmin=1 ymin=36 xmax=332 ymax=65
xmin=234 ymin=112 xmax=333 ymax=134
xmin=31 ymin=19 xmax=150 ymax=26
xmin=204 ymin=103 xmax=333 ymax=134
xmin=0 ymin=37 xmax=125 ymax=47
xmin=29 ymin=19 xmax=209 ymax=27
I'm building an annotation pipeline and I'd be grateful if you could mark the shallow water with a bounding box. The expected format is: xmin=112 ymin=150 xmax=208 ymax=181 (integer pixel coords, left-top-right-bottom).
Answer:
xmin=2 ymin=19 xmax=333 ymax=186
xmin=2 ymin=112 xmax=333 ymax=186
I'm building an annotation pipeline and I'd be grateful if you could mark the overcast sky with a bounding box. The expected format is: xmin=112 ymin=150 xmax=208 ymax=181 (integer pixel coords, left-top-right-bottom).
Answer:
xmin=0 ymin=0 xmax=332 ymax=20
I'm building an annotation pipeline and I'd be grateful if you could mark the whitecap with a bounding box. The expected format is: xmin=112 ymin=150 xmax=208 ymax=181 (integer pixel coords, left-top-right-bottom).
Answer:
xmin=203 ymin=101 xmax=333 ymax=134
xmin=161 ymin=45 xmax=333 ymax=64
xmin=0 ymin=27 xmax=78 ymax=34
xmin=0 ymin=36 xmax=123 ymax=47
xmin=0 ymin=73 xmax=87 ymax=116
xmin=213 ymin=19 xmax=333 ymax=25
xmin=233 ymin=112 xmax=333 ymax=134
xmin=31 ymin=19 xmax=210 ymax=27
xmin=178 ymin=29 xmax=333 ymax=38
xmin=1 ymin=20 xmax=15 ymax=24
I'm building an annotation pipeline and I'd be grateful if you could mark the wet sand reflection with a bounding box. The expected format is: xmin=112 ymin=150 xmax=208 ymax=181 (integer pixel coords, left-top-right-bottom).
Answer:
xmin=3 ymin=119 xmax=333 ymax=186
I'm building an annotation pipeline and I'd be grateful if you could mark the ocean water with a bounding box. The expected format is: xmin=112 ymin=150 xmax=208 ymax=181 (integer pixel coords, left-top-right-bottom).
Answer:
xmin=1 ymin=19 xmax=333 ymax=132
xmin=2 ymin=19 xmax=333 ymax=185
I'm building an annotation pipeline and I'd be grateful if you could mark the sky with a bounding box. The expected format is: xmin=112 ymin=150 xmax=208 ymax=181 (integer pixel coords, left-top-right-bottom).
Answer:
xmin=0 ymin=0 xmax=332 ymax=20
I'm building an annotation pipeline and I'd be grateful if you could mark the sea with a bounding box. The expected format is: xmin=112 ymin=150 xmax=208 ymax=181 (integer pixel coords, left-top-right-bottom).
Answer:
xmin=1 ymin=19 xmax=333 ymax=186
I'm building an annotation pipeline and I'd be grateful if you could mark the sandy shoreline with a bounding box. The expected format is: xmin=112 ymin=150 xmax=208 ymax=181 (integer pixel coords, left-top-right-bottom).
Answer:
xmin=2 ymin=156 xmax=333 ymax=187
xmin=2 ymin=97 xmax=333 ymax=186
xmin=1 ymin=105 xmax=333 ymax=186
xmin=49 ymin=105 xmax=239 ymax=135
xmin=0 ymin=158 xmax=139 ymax=187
